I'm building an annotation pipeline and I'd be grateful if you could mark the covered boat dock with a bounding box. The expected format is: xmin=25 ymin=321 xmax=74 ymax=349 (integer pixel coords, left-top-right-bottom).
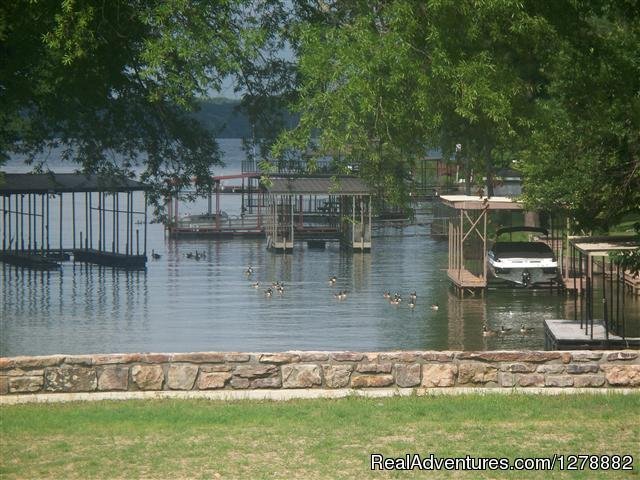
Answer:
xmin=265 ymin=177 xmax=372 ymax=252
xmin=0 ymin=173 xmax=150 ymax=269
xmin=545 ymin=235 xmax=640 ymax=349
xmin=439 ymin=195 xmax=524 ymax=296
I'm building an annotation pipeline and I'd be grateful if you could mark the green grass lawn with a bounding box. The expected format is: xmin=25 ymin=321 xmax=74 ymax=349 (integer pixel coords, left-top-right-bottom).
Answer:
xmin=1 ymin=394 xmax=639 ymax=479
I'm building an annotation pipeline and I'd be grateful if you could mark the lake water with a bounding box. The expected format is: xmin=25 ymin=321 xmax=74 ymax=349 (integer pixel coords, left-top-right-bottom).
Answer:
xmin=1 ymin=140 xmax=638 ymax=356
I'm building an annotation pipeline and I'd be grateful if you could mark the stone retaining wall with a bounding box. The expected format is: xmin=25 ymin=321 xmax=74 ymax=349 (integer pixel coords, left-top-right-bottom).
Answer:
xmin=1 ymin=350 xmax=639 ymax=396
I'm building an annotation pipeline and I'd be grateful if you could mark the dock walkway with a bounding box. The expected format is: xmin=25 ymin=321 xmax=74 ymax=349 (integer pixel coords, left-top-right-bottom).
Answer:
xmin=544 ymin=319 xmax=640 ymax=350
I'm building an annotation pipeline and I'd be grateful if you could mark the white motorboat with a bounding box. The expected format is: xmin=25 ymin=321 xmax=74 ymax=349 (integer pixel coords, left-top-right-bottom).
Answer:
xmin=487 ymin=227 xmax=558 ymax=287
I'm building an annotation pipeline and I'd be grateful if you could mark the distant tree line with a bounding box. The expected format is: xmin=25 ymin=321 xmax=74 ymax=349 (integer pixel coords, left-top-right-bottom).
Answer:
xmin=193 ymin=98 xmax=297 ymax=139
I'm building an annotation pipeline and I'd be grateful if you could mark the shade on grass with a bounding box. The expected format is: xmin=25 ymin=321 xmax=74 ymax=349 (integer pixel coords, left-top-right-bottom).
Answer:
xmin=1 ymin=393 xmax=638 ymax=479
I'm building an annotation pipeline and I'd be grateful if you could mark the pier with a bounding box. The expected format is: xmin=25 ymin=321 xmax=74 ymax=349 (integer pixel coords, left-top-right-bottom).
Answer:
xmin=560 ymin=235 xmax=640 ymax=346
xmin=1 ymin=173 xmax=150 ymax=269
xmin=440 ymin=195 xmax=523 ymax=296
xmin=165 ymin=173 xmax=264 ymax=238
xmin=265 ymin=177 xmax=372 ymax=252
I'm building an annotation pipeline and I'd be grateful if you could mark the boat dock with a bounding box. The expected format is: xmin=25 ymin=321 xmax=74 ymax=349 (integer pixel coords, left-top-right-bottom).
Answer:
xmin=441 ymin=195 xmax=523 ymax=296
xmin=544 ymin=319 xmax=640 ymax=350
xmin=1 ymin=173 xmax=150 ymax=270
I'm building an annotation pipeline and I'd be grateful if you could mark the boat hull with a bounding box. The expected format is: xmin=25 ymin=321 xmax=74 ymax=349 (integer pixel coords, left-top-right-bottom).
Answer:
xmin=488 ymin=241 xmax=559 ymax=287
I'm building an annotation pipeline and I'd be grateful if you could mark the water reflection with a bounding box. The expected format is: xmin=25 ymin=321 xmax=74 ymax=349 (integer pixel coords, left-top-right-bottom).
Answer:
xmin=4 ymin=140 xmax=638 ymax=356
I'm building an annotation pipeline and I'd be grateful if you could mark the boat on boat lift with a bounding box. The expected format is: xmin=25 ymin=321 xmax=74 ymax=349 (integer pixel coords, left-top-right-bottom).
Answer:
xmin=487 ymin=227 xmax=559 ymax=287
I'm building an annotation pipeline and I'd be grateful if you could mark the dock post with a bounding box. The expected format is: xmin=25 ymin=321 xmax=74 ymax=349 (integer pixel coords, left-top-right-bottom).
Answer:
xmin=112 ymin=194 xmax=116 ymax=253
xmin=33 ymin=194 xmax=38 ymax=252
xmin=572 ymin=243 xmax=577 ymax=322
xmin=143 ymin=192 xmax=147 ymax=256
xmin=89 ymin=192 xmax=93 ymax=249
xmin=2 ymin=195 xmax=5 ymax=251
xmin=72 ymin=192 xmax=76 ymax=250
xmin=84 ymin=192 xmax=88 ymax=249
xmin=98 ymin=191 xmax=102 ymax=251
xmin=20 ymin=194 xmax=24 ymax=251
xmin=129 ymin=192 xmax=133 ymax=256
xmin=587 ymin=255 xmax=595 ymax=340
xmin=116 ymin=194 xmax=119 ymax=253
xmin=27 ymin=194 xmax=31 ymax=252
xmin=136 ymin=229 xmax=139 ymax=255
xmin=7 ymin=195 xmax=12 ymax=251
xmin=46 ymin=193 xmax=50 ymax=252
xmin=102 ymin=192 xmax=107 ymax=252
xmin=125 ymin=191 xmax=130 ymax=255
xmin=609 ymin=260 xmax=614 ymax=332
xmin=579 ymin=250 xmax=584 ymax=329
xmin=59 ymin=193 xmax=63 ymax=256
xmin=615 ymin=264 xmax=620 ymax=335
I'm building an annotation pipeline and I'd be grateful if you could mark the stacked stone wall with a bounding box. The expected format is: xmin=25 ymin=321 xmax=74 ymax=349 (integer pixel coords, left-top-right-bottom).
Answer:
xmin=1 ymin=350 xmax=639 ymax=396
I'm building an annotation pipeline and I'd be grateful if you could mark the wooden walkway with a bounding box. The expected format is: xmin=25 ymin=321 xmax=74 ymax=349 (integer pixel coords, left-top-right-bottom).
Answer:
xmin=168 ymin=214 xmax=264 ymax=237
xmin=447 ymin=268 xmax=486 ymax=286
xmin=544 ymin=319 xmax=640 ymax=350
xmin=562 ymin=272 xmax=639 ymax=295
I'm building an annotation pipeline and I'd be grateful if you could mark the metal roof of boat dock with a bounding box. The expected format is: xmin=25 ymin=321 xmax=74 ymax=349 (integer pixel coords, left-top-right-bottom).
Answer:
xmin=0 ymin=173 xmax=150 ymax=194
xmin=569 ymin=235 xmax=639 ymax=257
xmin=266 ymin=177 xmax=371 ymax=195
xmin=438 ymin=194 xmax=522 ymax=210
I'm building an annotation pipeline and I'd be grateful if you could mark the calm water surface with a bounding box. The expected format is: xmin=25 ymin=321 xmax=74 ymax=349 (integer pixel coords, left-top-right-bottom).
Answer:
xmin=1 ymin=140 xmax=638 ymax=355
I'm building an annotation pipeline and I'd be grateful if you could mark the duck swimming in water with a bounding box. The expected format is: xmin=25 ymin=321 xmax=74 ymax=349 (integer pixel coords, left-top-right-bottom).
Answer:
xmin=430 ymin=304 xmax=439 ymax=311
xmin=482 ymin=324 xmax=497 ymax=337
xmin=264 ymin=288 xmax=273 ymax=297
xmin=251 ymin=282 xmax=260 ymax=289
xmin=245 ymin=266 xmax=254 ymax=275
xmin=520 ymin=324 xmax=535 ymax=334
xmin=329 ymin=276 xmax=337 ymax=285
xmin=499 ymin=325 xmax=512 ymax=335
xmin=151 ymin=250 xmax=161 ymax=260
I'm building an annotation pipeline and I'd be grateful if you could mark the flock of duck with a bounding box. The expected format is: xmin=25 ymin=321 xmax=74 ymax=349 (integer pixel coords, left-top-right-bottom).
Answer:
xmin=482 ymin=324 xmax=535 ymax=337
xmin=243 ymin=265 xmax=444 ymax=312
xmin=382 ymin=290 xmax=439 ymax=311
xmin=151 ymin=250 xmax=208 ymax=261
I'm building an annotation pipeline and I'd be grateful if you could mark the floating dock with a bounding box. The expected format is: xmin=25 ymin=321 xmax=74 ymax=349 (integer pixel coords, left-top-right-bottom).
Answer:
xmin=73 ymin=249 xmax=146 ymax=269
xmin=0 ymin=251 xmax=60 ymax=270
xmin=544 ymin=319 xmax=640 ymax=350
xmin=1 ymin=173 xmax=150 ymax=270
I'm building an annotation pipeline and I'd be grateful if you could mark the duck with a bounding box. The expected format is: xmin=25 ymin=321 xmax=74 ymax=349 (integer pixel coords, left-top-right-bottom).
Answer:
xmin=334 ymin=290 xmax=347 ymax=300
xmin=499 ymin=325 xmax=512 ymax=335
xmin=482 ymin=324 xmax=497 ymax=337
xmin=409 ymin=291 xmax=417 ymax=302
xmin=264 ymin=288 xmax=273 ymax=297
xmin=329 ymin=276 xmax=337 ymax=285
xmin=151 ymin=250 xmax=161 ymax=260
xmin=185 ymin=252 xmax=194 ymax=259
xmin=251 ymin=282 xmax=260 ymax=289
xmin=383 ymin=291 xmax=391 ymax=299
xmin=430 ymin=304 xmax=439 ymax=311
xmin=408 ymin=301 xmax=416 ymax=309
xmin=520 ymin=324 xmax=535 ymax=334
xmin=245 ymin=266 xmax=254 ymax=276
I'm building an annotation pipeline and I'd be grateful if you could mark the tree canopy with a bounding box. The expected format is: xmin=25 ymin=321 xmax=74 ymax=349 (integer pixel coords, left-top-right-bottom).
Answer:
xmin=275 ymin=0 xmax=639 ymax=231
xmin=1 ymin=0 xmax=638 ymax=236
xmin=0 ymin=0 xmax=293 ymax=206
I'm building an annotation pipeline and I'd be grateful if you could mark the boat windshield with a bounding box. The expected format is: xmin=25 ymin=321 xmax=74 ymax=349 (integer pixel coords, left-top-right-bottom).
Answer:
xmin=491 ymin=241 xmax=554 ymax=259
